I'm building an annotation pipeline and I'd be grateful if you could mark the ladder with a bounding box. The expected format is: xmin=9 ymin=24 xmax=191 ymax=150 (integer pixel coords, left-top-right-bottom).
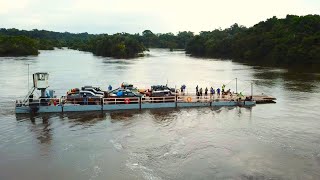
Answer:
xmin=22 ymin=87 xmax=36 ymax=105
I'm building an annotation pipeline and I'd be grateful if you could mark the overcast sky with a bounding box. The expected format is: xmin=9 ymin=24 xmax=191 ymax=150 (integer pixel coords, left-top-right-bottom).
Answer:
xmin=0 ymin=0 xmax=319 ymax=34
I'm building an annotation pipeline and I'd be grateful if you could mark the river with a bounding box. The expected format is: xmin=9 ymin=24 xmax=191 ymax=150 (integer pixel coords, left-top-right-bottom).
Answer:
xmin=0 ymin=49 xmax=320 ymax=180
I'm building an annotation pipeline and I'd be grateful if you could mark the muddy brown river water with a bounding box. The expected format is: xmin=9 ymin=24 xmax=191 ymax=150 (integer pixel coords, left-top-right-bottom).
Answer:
xmin=0 ymin=49 xmax=320 ymax=180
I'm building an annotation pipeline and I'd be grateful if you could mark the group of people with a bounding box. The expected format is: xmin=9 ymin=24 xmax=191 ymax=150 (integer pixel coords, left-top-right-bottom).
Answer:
xmin=194 ymin=84 xmax=233 ymax=98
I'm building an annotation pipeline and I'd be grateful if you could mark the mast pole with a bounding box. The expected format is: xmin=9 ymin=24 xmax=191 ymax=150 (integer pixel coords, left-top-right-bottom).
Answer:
xmin=28 ymin=64 xmax=29 ymax=90
xmin=251 ymin=82 xmax=253 ymax=97
xmin=235 ymin=78 xmax=237 ymax=94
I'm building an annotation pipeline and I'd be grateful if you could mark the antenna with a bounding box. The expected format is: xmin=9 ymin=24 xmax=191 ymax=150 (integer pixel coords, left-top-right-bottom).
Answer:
xmin=27 ymin=64 xmax=29 ymax=90
xmin=235 ymin=78 xmax=237 ymax=94
xmin=251 ymin=82 xmax=253 ymax=97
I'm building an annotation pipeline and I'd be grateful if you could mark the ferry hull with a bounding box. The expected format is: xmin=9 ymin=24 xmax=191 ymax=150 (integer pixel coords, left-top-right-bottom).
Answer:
xmin=15 ymin=101 xmax=256 ymax=114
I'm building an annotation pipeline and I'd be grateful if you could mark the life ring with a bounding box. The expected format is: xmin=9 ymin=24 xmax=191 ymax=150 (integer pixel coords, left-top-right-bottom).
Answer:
xmin=53 ymin=99 xmax=57 ymax=106
xmin=124 ymin=98 xmax=130 ymax=104
xmin=187 ymin=97 xmax=192 ymax=102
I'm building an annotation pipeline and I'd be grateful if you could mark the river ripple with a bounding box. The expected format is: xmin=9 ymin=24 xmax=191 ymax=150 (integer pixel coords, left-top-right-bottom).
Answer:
xmin=0 ymin=49 xmax=320 ymax=180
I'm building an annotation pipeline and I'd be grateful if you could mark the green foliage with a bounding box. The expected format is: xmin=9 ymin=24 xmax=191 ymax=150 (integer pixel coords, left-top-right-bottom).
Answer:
xmin=0 ymin=28 xmax=194 ymax=57
xmin=71 ymin=33 xmax=146 ymax=58
xmin=140 ymin=30 xmax=194 ymax=50
xmin=0 ymin=29 xmax=146 ymax=58
xmin=186 ymin=15 xmax=320 ymax=66
xmin=1 ymin=14 xmax=318 ymax=63
xmin=0 ymin=35 xmax=39 ymax=56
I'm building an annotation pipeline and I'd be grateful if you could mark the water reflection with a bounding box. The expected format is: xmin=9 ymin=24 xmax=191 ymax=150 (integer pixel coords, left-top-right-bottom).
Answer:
xmin=62 ymin=112 xmax=105 ymax=122
xmin=108 ymin=110 xmax=140 ymax=121
xmin=253 ymin=67 xmax=320 ymax=93
xmin=101 ymin=60 xmax=135 ymax=65
xmin=16 ymin=114 xmax=53 ymax=144
xmin=60 ymin=112 xmax=106 ymax=130
xmin=235 ymin=106 xmax=253 ymax=121
xmin=149 ymin=109 xmax=178 ymax=127
xmin=35 ymin=115 xmax=52 ymax=144
xmin=0 ymin=56 xmax=37 ymax=61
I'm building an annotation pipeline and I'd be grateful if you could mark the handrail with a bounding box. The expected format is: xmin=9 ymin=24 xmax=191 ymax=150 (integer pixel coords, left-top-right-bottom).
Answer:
xmin=103 ymin=97 xmax=140 ymax=105
xmin=141 ymin=96 xmax=176 ymax=103
xmin=26 ymin=97 xmax=62 ymax=107
xmin=176 ymin=94 xmax=239 ymax=102
xmin=64 ymin=97 xmax=103 ymax=105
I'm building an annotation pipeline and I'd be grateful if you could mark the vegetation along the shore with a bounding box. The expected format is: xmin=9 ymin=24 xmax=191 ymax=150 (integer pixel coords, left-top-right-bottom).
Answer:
xmin=0 ymin=14 xmax=319 ymax=65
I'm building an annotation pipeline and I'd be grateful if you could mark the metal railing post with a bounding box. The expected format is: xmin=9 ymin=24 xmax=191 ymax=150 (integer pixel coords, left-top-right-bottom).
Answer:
xmin=175 ymin=95 xmax=178 ymax=108
xmin=251 ymin=82 xmax=253 ymax=97
xmin=61 ymin=98 xmax=64 ymax=112
xmin=101 ymin=98 xmax=103 ymax=111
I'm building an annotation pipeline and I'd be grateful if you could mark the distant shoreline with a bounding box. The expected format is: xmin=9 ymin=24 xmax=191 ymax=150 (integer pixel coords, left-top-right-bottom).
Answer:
xmin=1 ymin=14 xmax=319 ymax=66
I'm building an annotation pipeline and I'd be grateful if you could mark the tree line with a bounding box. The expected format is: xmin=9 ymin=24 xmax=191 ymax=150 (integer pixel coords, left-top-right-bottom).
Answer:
xmin=0 ymin=28 xmax=194 ymax=58
xmin=0 ymin=35 xmax=39 ymax=56
xmin=0 ymin=14 xmax=319 ymax=65
xmin=186 ymin=14 xmax=320 ymax=66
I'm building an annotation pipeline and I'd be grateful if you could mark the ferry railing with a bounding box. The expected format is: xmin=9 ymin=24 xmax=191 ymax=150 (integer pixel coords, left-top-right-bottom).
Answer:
xmin=26 ymin=97 xmax=62 ymax=107
xmin=17 ymin=94 xmax=242 ymax=108
xmin=176 ymin=95 xmax=212 ymax=103
xmin=176 ymin=94 xmax=238 ymax=103
xmin=103 ymin=97 xmax=140 ymax=105
xmin=178 ymin=89 xmax=239 ymax=96
xmin=141 ymin=96 xmax=176 ymax=103
xmin=63 ymin=97 xmax=103 ymax=105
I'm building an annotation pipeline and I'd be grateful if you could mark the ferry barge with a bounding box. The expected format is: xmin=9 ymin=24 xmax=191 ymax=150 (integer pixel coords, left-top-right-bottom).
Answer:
xmin=15 ymin=72 xmax=273 ymax=114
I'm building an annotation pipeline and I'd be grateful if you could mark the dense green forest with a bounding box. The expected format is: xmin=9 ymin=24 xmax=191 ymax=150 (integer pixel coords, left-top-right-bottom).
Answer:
xmin=76 ymin=33 xmax=146 ymax=58
xmin=0 ymin=35 xmax=39 ymax=56
xmin=0 ymin=29 xmax=147 ymax=58
xmin=0 ymin=14 xmax=319 ymax=64
xmin=140 ymin=30 xmax=194 ymax=50
xmin=186 ymin=15 xmax=320 ymax=66
xmin=0 ymin=28 xmax=193 ymax=58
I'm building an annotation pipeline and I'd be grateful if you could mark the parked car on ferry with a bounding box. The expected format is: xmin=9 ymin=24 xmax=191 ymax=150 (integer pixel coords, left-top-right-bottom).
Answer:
xmin=151 ymin=85 xmax=175 ymax=93
xmin=105 ymin=89 xmax=142 ymax=104
xmin=109 ymin=89 xmax=142 ymax=98
xmin=81 ymin=86 xmax=105 ymax=96
xmin=66 ymin=91 xmax=103 ymax=105
xmin=121 ymin=82 xmax=135 ymax=90
xmin=150 ymin=89 xmax=176 ymax=102
xmin=67 ymin=88 xmax=80 ymax=95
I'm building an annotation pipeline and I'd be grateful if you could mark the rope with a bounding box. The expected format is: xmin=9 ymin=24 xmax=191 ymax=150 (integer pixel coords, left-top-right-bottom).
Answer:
xmin=224 ymin=78 xmax=236 ymax=87
xmin=240 ymin=84 xmax=251 ymax=93
xmin=237 ymin=79 xmax=272 ymax=97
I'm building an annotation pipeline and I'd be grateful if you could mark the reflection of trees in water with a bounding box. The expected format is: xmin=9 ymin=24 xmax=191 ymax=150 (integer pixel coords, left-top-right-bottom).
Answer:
xmin=253 ymin=67 xmax=320 ymax=93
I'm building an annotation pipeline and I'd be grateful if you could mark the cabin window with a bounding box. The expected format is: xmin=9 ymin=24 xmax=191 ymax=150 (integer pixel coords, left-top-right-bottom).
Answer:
xmin=38 ymin=74 xmax=45 ymax=80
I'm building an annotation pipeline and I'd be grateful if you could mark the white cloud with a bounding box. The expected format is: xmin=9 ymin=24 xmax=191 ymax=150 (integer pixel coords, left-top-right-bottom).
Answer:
xmin=0 ymin=0 xmax=318 ymax=33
